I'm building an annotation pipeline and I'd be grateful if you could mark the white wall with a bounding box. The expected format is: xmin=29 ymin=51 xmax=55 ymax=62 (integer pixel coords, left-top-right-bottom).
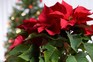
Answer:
xmin=0 ymin=0 xmax=16 ymax=61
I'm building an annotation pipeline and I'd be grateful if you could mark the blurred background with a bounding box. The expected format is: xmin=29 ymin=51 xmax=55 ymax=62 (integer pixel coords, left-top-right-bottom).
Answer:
xmin=0 ymin=0 xmax=93 ymax=62
xmin=0 ymin=0 xmax=16 ymax=62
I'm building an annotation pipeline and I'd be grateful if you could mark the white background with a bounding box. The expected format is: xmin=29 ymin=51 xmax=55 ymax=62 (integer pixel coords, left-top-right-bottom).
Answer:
xmin=0 ymin=0 xmax=16 ymax=61
xmin=0 ymin=0 xmax=93 ymax=62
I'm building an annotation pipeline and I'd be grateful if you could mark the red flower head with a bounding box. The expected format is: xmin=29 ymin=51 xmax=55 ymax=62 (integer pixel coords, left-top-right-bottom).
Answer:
xmin=9 ymin=35 xmax=25 ymax=49
xmin=73 ymin=6 xmax=93 ymax=24
xmin=50 ymin=1 xmax=76 ymax=29
xmin=18 ymin=18 xmax=38 ymax=34
xmin=84 ymin=25 xmax=93 ymax=35
xmin=38 ymin=1 xmax=75 ymax=35
xmin=38 ymin=5 xmax=61 ymax=35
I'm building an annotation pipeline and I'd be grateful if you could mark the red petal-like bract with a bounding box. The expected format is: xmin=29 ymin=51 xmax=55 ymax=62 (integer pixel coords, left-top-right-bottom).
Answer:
xmin=74 ymin=6 xmax=93 ymax=24
xmin=9 ymin=1 xmax=93 ymax=52
xmin=18 ymin=18 xmax=38 ymax=34
xmin=9 ymin=35 xmax=25 ymax=49
xmin=17 ymin=1 xmax=93 ymax=36
xmin=37 ymin=1 xmax=93 ymax=35
xmin=84 ymin=25 xmax=93 ymax=35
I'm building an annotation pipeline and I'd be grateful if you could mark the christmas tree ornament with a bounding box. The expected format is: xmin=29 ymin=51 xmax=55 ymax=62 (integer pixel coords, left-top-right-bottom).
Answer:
xmin=11 ymin=17 xmax=15 ymax=20
xmin=36 ymin=11 xmax=40 ymax=15
xmin=16 ymin=28 xmax=21 ymax=34
xmin=29 ymin=5 xmax=33 ymax=9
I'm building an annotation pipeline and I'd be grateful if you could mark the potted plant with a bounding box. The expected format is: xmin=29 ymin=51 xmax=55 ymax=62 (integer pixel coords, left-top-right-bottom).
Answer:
xmin=6 ymin=1 xmax=93 ymax=62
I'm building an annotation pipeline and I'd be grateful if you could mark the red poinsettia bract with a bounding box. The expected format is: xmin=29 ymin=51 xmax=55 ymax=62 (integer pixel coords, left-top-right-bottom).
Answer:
xmin=18 ymin=1 xmax=93 ymax=36
xmin=38 ymin=1 xmax=93 ymax=35
xmin=84 ymin=25 xmax=93 ymax=35
xmin=9 ymin=1 xmax=93 ymax=50
xmin=18 ymin=18 xmax=38 ymax=34
xmin=9 ymin=35 xmax=25 ymax=49
xmin=73 ymin=6 xmax=93 ymax=24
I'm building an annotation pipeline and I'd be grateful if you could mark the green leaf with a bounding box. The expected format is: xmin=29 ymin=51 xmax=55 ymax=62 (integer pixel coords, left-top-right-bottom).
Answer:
xmin=9 ymin=44 xmax=30 ymax=55
xmin=84 ymin=43 xmax=93 ymax=61
xmin=44 ymin=43 xmax=60 ymax=62
xmin=66 ymin=55 xmax=77 ymax=62
xmin=25 ymin=33 xmax=37 ymax=40
xmin=49 ymin=40 xmax=63 ymax=47
xmin=81 ymin=36 xmax=90 ymax=41
xmin=39 ymin=57 xmax=44 ymax=62
xmin=17 ymin=57 xmax=27 ymax=62
xmin=75 ymin=52 xmax=88 ymax=62
xmin=30 ymin=57 xmax=35 ymax=62
xmin=6 ymin=55 xmax=27 ymax=62
xmin=7 ymin=55 xmax=18 ymax=62
xmin=18 ymin=45 xmax=32 ymax=61
xmin=66 ymin=32 xmax=82 ymax=52
xmin=19 ymin=44 xmax=40 ymax=62
xmin=25 ymin=33 xmax=44 ymax=41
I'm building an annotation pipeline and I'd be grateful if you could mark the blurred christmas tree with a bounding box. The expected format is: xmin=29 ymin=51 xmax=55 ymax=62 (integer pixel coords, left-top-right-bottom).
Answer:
xmin=5 ymin=0 xmax=42 ymax=62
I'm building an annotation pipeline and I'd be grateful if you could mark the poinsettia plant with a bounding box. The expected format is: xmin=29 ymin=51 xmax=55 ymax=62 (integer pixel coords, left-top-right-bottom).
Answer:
xmin=6 ymin=1 xmax=93 ymax=62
